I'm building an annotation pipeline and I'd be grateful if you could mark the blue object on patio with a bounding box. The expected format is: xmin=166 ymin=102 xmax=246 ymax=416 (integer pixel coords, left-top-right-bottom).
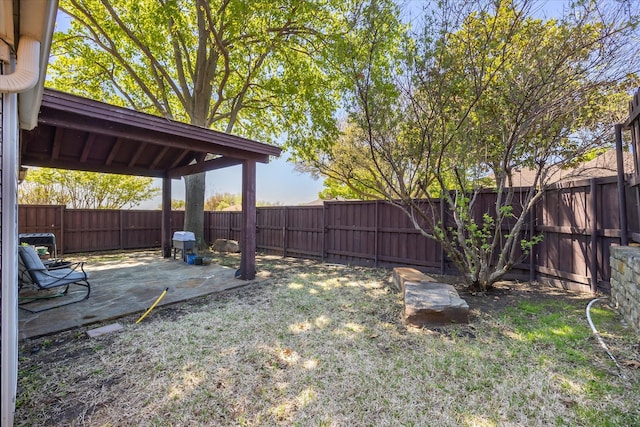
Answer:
xmin=186 ymin=253 xmax=196 ymax=265
xmin=18 ymin=245 xmax=91 ymax=313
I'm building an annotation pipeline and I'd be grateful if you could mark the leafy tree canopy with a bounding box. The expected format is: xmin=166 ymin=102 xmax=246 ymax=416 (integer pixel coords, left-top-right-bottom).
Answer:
xmin=298 ymin=0 xmax=640 ymax=291
xmin=204 ymin=192 xmax=280 ymax=211
xmin=19 ymin=168 xmax=160 ymax=209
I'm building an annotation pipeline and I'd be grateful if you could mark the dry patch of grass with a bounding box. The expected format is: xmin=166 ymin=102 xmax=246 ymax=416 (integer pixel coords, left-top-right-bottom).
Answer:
xmin=15 ymin=254 xmax=640 ymax=426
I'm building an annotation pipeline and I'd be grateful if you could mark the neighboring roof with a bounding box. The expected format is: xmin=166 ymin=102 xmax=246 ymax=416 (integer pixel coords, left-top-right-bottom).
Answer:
xmin=301 ymin=197 xmax=354 ymax=206
xmin=301 ymin=199 xmax=325 ymax=206
xmin=20 ymin=89 xmax=282 ymax=178
xmin=504 ymin=149 xmax=634 ymax=187
xmin=220 ymin=204 xmax=243 ymax=212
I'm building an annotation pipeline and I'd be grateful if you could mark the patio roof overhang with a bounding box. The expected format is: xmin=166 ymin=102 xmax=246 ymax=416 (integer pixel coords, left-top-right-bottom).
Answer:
xmin=20 ymin=89 xmax=282 ymax=178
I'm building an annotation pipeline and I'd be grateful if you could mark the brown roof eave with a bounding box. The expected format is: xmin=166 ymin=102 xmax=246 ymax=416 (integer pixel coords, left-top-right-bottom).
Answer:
xmin=40 ymin=89 xmax=282 ymax=158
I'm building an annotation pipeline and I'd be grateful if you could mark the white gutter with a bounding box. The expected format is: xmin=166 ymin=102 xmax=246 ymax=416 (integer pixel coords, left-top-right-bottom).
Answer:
xmin=0 ymin=37 xmax=40 ymax=93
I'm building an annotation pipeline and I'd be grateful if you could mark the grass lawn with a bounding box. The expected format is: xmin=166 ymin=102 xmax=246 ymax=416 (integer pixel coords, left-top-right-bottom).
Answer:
xmin=15 ymin=254 xmax=640 ymax=426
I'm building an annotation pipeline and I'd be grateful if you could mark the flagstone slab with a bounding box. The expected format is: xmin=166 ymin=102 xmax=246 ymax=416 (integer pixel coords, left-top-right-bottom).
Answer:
xmin=393 ymin=267 xmax=469 ymax=326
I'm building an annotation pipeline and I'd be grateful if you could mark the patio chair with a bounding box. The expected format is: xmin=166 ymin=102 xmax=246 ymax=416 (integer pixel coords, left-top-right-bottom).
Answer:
xmin=18 ymin=245 xmax=91 ymax=313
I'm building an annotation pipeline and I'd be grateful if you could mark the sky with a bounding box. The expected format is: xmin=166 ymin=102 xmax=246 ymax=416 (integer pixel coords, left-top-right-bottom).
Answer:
xmin=139 ymin=154 xmax=324 ymax=209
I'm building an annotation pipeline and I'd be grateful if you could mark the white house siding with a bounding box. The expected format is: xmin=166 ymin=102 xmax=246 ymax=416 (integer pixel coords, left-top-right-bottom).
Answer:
xmin=1 ymin=71 xmax=20 ymax=427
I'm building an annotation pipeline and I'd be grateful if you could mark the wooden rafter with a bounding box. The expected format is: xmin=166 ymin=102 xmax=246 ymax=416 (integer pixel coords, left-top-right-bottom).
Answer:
xmin=79 ymin=133 xmax=97 ymax=163
xmin=51 ymin=127 xmax=64 ymax=161
xmin=105 ymin=138 xmax=124 ymax=165
xmin=128 ymin=141 xmax=148 ymax=167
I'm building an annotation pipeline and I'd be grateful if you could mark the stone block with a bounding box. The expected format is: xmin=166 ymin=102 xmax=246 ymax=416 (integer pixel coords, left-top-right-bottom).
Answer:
xmin=212 ymin=239 xmax=240 ymax=253
xmin=633 ymin=257 xmax=640 ymax=276
xmin=404 ymin=281 xmax=469 ymax=327
xmin=392 ymin=267 xmax=436 ymax=293
xmin=393 ymin=267 xmax=469 ymax=327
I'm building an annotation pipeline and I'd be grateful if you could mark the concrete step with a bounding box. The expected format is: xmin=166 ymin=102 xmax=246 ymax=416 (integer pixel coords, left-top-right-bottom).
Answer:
xmin=393 ymin=267 xmax=469 ymax=327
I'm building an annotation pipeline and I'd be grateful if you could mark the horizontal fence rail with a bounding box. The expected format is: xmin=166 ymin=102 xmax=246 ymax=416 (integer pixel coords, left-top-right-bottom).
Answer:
xmin=19 ymin=176 xmax=632 ymax=293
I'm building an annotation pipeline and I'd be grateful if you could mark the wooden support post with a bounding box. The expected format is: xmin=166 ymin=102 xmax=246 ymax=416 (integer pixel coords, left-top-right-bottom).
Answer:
xmin=240 ymin=159 xmax=257 ymax=280
xmin=161 ymin=177 xmax=172 ymax=258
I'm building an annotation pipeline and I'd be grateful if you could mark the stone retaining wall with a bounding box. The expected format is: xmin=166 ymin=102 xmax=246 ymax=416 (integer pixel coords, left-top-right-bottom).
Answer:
xmin=609 ymin=246 xmax=640 ymax=335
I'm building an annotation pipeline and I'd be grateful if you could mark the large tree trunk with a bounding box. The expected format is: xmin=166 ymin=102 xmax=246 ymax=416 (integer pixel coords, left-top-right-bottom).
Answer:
xmin=184 ymin=172 xmax=206 ymax=249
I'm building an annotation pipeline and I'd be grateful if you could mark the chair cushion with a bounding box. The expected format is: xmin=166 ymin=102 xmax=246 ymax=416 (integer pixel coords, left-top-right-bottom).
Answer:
xmin=18 ymin=250 xmax=33 ymax=285
xmin=36 ymin=269 xmax=88 ymax=289
xmin=19 ymin=245 xmax=88 ymax=289
xmin=18 ymin=245 xmax=47 ymax=270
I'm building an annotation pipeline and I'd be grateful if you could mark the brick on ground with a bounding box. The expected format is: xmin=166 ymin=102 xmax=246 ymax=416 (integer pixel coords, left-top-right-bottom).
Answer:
xmin=86 ymin=323 xmax=123 ymax=338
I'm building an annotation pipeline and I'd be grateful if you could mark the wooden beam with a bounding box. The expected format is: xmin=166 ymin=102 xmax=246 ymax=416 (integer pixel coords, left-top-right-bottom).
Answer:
xmin=167 ymin=156 xmax=246 ymax=178
xmin=240 ymin=159 xmax=257 ymax=280
xmin=20 ymin=155 xmax=166 ymax=178
xmin=195 ymin=152 xmax=207 ymax=163
xmin=105 ymin=138 xmax=124 ymax=165
xmin=51 ymin=126 xmax=65 ymax=160
xmin=161 ymin=177 xmax=172 ymax=258
xmin=128 ymin=141 xmax=148 ymax=167
xmin=169 ymin=149 xmax=191 ymax=169
xmin=79 ymin=133 xmax=97 ymax=163
xmin=150 ymin=146 xmax=170 ymax=169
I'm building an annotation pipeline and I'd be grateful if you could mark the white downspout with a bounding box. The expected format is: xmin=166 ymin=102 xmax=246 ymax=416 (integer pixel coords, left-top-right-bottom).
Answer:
xmin=1 ymin=35 xmax=40 ymax=427
xmin=0 ymin=37 xmax=40 ymax=93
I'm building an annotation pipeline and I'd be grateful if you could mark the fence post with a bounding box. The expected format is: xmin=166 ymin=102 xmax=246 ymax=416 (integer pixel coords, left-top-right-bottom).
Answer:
xmin=322 ymin=202 xmax=327 ymax=262
xmin=119 ymin=210 xmax=124 ymax=250
xmin=374 ymin=200 xmax=379 ymax=267
xmin=529 ymin=195 xmax=536 ymax=283
xmin=283 ymin=206 xmax=288 ymax=258
xmin=590 ymin=178 xmax=598 ymax=293
xmin=440 ymin=197 xmax=446 ymax=274
xmin=59 ymin=205 xmax=65 ymax=256
xmin=615 ymin=123 xmax=629 ymax=246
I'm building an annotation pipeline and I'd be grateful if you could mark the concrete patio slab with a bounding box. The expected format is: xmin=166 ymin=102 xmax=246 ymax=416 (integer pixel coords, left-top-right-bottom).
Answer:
xmin=18 ymin=251 xmax=268 ymax=339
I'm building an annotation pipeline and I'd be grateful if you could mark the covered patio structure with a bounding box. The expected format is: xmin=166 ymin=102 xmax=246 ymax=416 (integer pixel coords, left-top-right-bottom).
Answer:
xmin=20 ymin=89 xmax=282 ymax=279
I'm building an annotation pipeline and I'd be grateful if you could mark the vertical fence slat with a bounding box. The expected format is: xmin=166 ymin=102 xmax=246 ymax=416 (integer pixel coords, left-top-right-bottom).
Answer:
xmin=590 ymin=179 xmax=598 ymax=293
xmin=374 ymin=200 xmax=379 ymax=267
xmin=439 ymin=198 xmax=446 ymax=275
xmin=322 ymin=203 xmax=326 ymax=262
xmin=283 ymin=206 xmax=287 ymax=257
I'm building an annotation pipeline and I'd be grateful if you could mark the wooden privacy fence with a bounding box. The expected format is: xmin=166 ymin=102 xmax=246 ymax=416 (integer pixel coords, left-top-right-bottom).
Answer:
xmin=19 ymin=175 xmax=631 ymax=293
